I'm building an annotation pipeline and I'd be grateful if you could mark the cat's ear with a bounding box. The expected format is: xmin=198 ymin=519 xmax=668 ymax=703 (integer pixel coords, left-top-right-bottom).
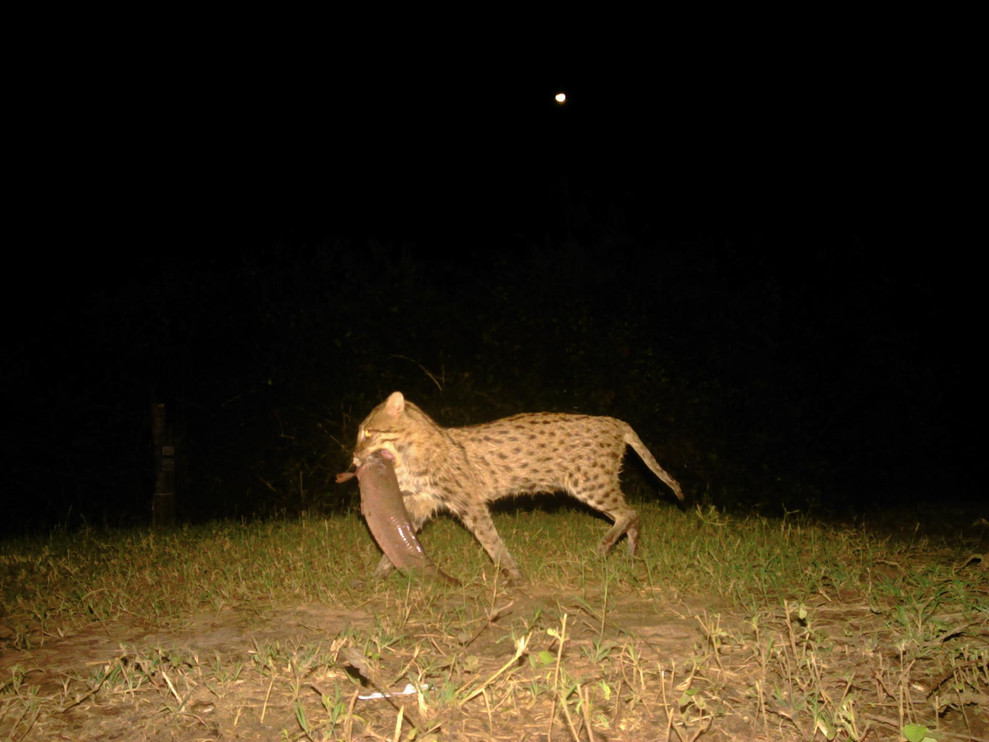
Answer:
xmin=385 ymin=391 xmax=406 ymax=416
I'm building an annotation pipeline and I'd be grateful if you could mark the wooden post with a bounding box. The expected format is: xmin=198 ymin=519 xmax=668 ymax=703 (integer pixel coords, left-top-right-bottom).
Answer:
xmin=152 ymin=403 xmax=176 ymax=527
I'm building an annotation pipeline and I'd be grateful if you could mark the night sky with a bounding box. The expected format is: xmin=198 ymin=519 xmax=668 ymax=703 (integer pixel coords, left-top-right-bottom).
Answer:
xmin=4 ymin=35 xmax=978 ymax=535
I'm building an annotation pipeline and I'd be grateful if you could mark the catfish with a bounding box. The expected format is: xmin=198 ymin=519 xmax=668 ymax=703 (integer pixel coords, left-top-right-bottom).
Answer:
xmin=337 ymin=450 xmax=458 ymax=584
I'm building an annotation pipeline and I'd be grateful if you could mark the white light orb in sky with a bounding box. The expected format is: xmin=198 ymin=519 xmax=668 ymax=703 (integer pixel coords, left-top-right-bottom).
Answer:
xmin=554 ymin=92 xmax=566 ymax=104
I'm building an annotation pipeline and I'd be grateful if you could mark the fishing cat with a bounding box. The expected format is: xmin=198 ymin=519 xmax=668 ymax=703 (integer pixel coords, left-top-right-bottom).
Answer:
xmin=347 ymin=391 xmax=683 ymax=584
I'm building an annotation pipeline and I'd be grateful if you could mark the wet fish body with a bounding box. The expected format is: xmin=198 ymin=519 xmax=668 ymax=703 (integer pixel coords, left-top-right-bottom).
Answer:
xmin=353 ymin=451 xmax=458 ymax=584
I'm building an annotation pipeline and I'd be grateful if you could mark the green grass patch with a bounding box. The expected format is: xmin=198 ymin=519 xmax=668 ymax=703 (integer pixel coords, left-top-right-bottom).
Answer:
xmin=1 ymin=503 xmax=986 ymax=739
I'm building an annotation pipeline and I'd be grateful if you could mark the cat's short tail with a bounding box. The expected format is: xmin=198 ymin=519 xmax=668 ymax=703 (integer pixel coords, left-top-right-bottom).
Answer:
xmin=623 ymin=425 xmax=684 ymax=501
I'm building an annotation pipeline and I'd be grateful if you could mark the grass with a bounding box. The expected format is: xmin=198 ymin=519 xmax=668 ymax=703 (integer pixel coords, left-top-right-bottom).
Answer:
xmin=1 ymin=503 xmax=987 ymax=740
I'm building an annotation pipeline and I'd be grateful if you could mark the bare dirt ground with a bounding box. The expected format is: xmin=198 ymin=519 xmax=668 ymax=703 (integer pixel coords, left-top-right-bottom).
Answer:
xmin=2 ymin=601 xmax=373 ymax=740
xmin=1 ymin=588 xmax=747 ymax=740
xmin=5 ymin=579 xmax=987 ymax=741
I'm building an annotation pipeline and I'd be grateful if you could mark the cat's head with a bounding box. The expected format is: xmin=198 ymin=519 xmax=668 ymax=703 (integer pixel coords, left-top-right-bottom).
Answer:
xmin=353 ymin=391 xmax=432 ymax=466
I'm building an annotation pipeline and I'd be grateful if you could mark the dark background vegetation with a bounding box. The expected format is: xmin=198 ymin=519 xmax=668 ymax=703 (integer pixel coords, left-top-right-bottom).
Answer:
xmin=2 ymin=34 xmax=977 ymax=537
